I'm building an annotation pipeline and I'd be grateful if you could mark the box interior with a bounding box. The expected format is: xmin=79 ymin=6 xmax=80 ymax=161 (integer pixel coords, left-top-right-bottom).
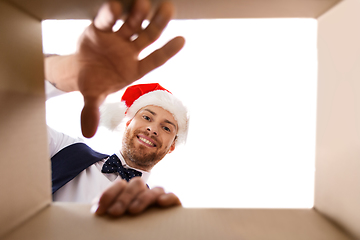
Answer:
xmin=1 ymin=0 xmax=359 ymax=239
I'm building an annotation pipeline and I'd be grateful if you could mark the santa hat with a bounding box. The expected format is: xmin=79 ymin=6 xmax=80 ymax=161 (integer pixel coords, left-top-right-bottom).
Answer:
xmin=100 ymin=83 xmax=189 ymax=146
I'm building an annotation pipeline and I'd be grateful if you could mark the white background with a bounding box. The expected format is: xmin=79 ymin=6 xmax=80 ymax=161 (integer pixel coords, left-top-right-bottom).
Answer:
xmin=43 ymin=18 xmax=318 ymax=208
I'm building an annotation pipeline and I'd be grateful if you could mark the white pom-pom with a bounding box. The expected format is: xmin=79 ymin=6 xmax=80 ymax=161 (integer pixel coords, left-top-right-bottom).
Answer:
xmin=99 ymin=102 xmax=127 ymax=131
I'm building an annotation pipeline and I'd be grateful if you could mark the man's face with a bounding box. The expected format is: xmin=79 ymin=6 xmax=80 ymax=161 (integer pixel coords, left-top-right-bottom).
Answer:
xmin=121 ymin=105 xmax=178 ymax=171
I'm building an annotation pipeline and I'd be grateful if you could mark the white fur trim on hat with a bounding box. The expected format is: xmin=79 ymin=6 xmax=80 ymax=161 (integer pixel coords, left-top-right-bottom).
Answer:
xmin=99 ymin=102 xmax=127 ymax=131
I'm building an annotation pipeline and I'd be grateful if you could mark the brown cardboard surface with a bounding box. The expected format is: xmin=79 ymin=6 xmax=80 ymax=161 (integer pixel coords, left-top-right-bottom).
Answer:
xmin=4 ymin=0 xmax=341 ymax=20
xmin=316 ymin=0 xmax=360 ymax=238
xmin=0 ymin=1 xmax=51 ymax=238
xmin=0 ymin=1 xmax=44 ymax=94
xmin=3 ymin=204 xmax=353 ymax=240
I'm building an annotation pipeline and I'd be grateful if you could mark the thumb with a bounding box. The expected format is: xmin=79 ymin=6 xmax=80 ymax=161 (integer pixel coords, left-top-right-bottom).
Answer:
xmin=81 ymin=97 xmax=101 ymax=138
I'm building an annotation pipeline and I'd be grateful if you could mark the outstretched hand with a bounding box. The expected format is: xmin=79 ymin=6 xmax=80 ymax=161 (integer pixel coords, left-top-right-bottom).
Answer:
xmin=45 ymin=0 xmax=184 ymax=138
xmin=91 ymin=177 xmax=181 ymax=217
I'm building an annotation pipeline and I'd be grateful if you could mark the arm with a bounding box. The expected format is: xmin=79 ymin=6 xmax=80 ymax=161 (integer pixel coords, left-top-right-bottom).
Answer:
xmin=91 ymin=177 xmax=181 ymax=217
xmin=45 ymin=82 xmax=84 ymax=157
xmin=44 ymin=0 xmax=185 ymax=138
xmin=47 ymin=126 xmax=84 ymax=158
xmin=45 ymin=54 xmax=79 ymax=92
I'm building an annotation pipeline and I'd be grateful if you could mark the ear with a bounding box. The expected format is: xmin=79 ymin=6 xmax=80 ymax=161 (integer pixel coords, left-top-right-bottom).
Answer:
xmin=167 ymin=141 xmax=176 ymax=154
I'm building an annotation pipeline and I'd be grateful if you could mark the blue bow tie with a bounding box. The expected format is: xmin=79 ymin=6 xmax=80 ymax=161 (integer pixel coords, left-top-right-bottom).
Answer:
xmin=101 ymin=154 xmax=142 ymax=181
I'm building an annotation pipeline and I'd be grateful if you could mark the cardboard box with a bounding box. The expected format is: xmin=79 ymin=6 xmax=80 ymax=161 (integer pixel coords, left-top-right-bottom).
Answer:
xmin=0 ymin=0 xmax=359 ymax=239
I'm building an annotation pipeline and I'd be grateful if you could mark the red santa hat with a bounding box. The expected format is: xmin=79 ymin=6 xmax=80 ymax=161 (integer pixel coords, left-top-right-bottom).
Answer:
xmin=100 ymin=83 xmax=189 ymax=146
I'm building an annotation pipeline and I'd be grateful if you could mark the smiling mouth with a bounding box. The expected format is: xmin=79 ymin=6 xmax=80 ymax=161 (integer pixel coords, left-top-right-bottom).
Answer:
xmin=137 ymin=136 xmax=157 ymax=147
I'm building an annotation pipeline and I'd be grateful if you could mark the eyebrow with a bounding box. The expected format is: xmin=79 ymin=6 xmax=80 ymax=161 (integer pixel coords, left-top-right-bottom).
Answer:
xmin=144 ymin=108 xmax=156 ymax=116
xmin=144 ymin=108 xmax=177 ymax=130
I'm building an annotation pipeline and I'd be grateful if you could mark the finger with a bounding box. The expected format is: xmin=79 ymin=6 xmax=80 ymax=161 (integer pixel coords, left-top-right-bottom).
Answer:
xmin=133 ymin=1 xmax=174 ymax=50
xmin=138 ymin=36 xmax=185 ymax=78
xmin=157 ymin=192 xmax=182 ymax=207
xmin=128 ymin=187 xmax=166 ymax=214
xmin=117 ymin=0 xmax=150 ymax=38
xmin=94 ymin=179 xmax=127 ymax=215
xmin=81 ymin=96 xmax=101 ymax=138
xmin=107 ymin=177 xmax=147 ymax=216
xmin=94 ymin=1 xmax=123 ymax=31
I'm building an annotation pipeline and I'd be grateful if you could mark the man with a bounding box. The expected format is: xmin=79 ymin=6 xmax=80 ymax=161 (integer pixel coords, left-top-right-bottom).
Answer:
xmin=45 ymin=0 xmax=187 ymax=217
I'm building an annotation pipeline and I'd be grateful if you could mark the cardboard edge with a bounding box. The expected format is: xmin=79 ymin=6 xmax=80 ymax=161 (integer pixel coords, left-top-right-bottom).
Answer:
xmin=2 ymin=205 xmax=354 ymax=240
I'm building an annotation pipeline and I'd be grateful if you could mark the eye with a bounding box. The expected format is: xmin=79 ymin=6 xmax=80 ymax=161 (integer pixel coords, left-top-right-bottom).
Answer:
xmin=143 ymin=115 xmax=151 ymax=121
xmin=162 ymin=126 xmax=171 ymax=132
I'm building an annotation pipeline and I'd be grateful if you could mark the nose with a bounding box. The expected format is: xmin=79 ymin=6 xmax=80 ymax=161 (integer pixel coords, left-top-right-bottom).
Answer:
xmin=147 ymin=126 xmax=158 ymax=136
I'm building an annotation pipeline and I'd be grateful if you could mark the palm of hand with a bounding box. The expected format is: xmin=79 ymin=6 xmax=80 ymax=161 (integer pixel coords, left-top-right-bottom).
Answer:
xmin=77 ymin=24 xmax=141 ymax=102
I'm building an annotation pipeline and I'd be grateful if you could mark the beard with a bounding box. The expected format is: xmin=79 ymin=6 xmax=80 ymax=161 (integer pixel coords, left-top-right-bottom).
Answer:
xmin=122 ymin=129 xmax=164 ymax=169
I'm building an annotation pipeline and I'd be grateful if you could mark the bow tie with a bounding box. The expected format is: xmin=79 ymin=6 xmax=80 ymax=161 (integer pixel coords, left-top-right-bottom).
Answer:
xmin=101 ymin=154 xmax=142 ymax=181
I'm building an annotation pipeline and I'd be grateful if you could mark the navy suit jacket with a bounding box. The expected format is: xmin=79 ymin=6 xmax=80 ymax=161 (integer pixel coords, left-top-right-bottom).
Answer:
xmin=51 ymin=143 xmax=108 ymax=194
